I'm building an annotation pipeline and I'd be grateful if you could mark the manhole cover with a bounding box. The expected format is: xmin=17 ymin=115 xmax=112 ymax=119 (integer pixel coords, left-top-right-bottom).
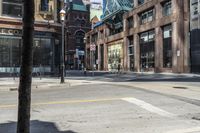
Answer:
xmin=192 ymin=117 xmax=200 ymax=121
xmin=173 ymin=86 xmax=188 ymax=89
xmin=10 ymin=88 xmax=18 ymax=91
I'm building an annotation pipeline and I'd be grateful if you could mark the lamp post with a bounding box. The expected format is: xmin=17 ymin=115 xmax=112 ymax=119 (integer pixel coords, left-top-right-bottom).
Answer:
xmin=60 ymin=9 xmax=66 ymax=83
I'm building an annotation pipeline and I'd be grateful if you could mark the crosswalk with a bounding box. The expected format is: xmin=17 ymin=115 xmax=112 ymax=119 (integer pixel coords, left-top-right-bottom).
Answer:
xmin=122 ymin=97 xmax=176 ymax=118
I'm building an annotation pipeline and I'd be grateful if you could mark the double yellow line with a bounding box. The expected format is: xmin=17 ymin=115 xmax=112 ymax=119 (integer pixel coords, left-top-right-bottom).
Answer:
xmin=0 ymin=98 xmax=121 ymax=109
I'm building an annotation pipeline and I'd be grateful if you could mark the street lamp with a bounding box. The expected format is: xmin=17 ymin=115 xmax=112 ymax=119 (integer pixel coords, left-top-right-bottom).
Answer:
xmin=60 ymin=9 xmax=66 ymax=83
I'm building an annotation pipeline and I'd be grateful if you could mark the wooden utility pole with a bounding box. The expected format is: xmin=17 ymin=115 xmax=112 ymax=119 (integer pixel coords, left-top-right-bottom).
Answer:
xmin=17 ymin=0 xmax=35 ymax=133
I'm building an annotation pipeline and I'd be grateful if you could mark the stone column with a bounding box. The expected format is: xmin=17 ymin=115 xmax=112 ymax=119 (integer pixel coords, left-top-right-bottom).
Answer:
xmin=155 ymin=27 xmax=163 ymax=72
xmin=54 ymin=0 xmax=58 ymax=22
xmin=154 ymin=3 xmax=163 ymax=72
xmin=89 ymin=35 xmax=92 ymax=69
xmin=123 ymin=18 xmax=128 ymax=71
xmin=97 ymin=44 xmax=101 ymax=71
xmin=155 ymin=2 xmax=162 ymax=20
xmin=183 ymin=0 xmax=190 ymax=72
xmin=134 ymin=0 xmax=138 ymax=7
xmin=104 ymin=43 xmax=108 ymax=71
xmin=123 ymin=37 xmax=128 ymax=71
xmin=0 ymin=0 xmax=2 ymax=16
xmin=134 ymin=12 xmax=139 ymax=28
xmin=134 ymin=33 xmax=140 ymax=72
xmin=172 ymin=0 xmax=185 ymax=73
xmin=133 ymin=12 xmax=140 ymax=72
xmin=172 ymin=22 xmax=178 ymax=73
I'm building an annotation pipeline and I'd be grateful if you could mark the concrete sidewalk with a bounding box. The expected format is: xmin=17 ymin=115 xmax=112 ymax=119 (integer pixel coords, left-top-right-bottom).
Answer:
xmin=0 ymin=78 xmax=70 ymax=91
xmin=0 ymin=71 xmax=199 ymax=91
xmin=0 ymin=77 xmax=109 ymax=91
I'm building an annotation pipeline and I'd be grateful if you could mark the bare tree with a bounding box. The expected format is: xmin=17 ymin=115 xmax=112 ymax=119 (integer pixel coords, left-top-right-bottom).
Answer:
xmin=17 ymin=0 xmax=35 ymax=133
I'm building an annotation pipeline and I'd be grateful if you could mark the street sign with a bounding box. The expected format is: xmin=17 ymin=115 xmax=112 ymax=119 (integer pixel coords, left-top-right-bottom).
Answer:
xmin=90 ymin=44 xmax=96 ymax=51
xmin=75 ymin=49 xmax=79 ymax=58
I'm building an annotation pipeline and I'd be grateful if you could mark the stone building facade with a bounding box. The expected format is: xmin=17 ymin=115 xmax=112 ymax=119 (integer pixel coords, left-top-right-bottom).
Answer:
xmin=190 ymin=0 xmax=200 ymax=73
xmin=64 ymin=0 xmax=91 ymax=70
xmin=0 ymin=0 xmax=63 ymax=76
xmin=85 ymin=0 xmax=190 ymax=73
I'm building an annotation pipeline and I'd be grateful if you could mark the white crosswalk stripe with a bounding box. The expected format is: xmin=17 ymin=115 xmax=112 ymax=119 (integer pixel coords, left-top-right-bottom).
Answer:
xmin=165 ymin=127 xmax=200 ymax=133
xmin=122 ymin=97 xmax=176 ymax=118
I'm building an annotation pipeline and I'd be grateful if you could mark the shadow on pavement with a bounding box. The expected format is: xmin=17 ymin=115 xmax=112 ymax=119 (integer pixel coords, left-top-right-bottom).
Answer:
xmin=0 ymin=120 xmax=77 ymax=133
xmin=127 ymin=78 xmax=200 ymax=82
xmin=66 ymin=73 xmax=200 ymax=83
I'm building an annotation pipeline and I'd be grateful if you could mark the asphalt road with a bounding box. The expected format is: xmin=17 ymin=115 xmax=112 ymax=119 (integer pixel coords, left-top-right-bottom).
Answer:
xmin=1 ymin=80 xmax=200 ymax=133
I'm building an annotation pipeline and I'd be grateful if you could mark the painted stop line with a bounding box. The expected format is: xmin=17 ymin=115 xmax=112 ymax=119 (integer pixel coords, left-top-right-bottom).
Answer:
xmin=122 ymin=97 xmax=176 ymax=118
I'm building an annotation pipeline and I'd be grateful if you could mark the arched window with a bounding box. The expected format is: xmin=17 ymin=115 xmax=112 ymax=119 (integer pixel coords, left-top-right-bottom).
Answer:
xmin=75 ymin=31 xmax=85 ymax=50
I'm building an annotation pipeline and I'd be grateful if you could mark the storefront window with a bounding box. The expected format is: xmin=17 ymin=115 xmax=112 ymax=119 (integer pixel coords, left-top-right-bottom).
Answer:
xmin=140 ymin=30 xmax=155 ymax=70
xmin=108 ymin=42 xmax=123 ymax=71
xmin=33 ymin=38 xmax=52 ymax=67
xmin=0 ymin=37 xmax=21 ymax=73
xmin=2 ymin=0 xmax=22 ymax=17
xmin=0 ymin=35 xmax=53 ymax=73
xmin=163 ymin=25 xmax=172 ymax=68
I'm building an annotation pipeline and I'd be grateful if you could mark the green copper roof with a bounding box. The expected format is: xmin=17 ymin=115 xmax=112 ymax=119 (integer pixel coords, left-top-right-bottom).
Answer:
xmin=102 ymin=0 xmax=133 ymax=21
xmin=73 ymin=4 xmax=87 ymax=12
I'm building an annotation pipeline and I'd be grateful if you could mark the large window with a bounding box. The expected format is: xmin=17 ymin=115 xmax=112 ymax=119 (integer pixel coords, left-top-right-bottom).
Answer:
xmin=108 ymin=42 xmax=123 ymax=71
xmin=127 ymin=16 xmax=133 ymax=29
xmin=91 ymin=33 xmax=98 ymax=43
xmin=162 ymin=0 xmax=172 ymax=16
xmin=0 ymin=37 xmax=21 ymax=68
xmin=75 ymin=31 xmax=85 ymax=51
xmin=140 ymin=9 xmax=154 ymax=24
xmin=33 ymin=38 xmax=52 ymax=67
xmin=2 ymin=0 xmax=22 ymax=17
xmin=163 ymin=25 xmax=172 ymax=68
xmin=40 ymin=0 xmax=49 ymax=11
xmin=140 ymin=30 xmax=155 ymax=70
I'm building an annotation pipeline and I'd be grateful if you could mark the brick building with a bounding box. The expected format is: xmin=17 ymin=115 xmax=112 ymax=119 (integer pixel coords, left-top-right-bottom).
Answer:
xmin=65 ymin=0 xmax=91 ymax=70
xmin=0 ymin=0 xmax=63 ymax=76
xmin=85 ymin=0 xmax=190 ymax=73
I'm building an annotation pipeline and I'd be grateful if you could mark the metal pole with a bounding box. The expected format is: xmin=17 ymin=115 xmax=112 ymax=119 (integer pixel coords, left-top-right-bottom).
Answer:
xmin=198 ymin=1 xmax=200 ymax=29
xmin=92 ymin=51 xmax=94 ymax=76
xmin=39 ymin=64 xmax=42 ymax=80
xmin=61 ymin=21 xmax=65 ymax=83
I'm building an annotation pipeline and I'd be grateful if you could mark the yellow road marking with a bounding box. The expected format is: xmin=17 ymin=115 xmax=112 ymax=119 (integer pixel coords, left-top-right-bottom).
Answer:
xmin=0 ymin=98 xmax=121 ymax=109
xmin=0 ymin=104 xmax=16 ymax=108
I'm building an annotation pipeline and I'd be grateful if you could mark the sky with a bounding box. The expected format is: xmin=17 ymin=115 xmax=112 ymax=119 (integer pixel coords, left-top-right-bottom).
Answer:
xmin=91 ymin=0 xmax=102 ymax=3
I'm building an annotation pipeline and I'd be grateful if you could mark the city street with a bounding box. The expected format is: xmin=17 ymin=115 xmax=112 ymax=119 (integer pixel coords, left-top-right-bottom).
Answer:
xmin=0 ymin=72 xmax=200 ymax=133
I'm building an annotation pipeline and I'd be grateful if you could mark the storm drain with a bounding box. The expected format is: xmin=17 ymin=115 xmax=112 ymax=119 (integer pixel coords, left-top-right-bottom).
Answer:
xmin=192 ymin=116 xmax=200 ymax=121
xmin=9 ymin=88 xmax=18 ymax=91
xmin=173 ymin=86 xmax=188 ymax=89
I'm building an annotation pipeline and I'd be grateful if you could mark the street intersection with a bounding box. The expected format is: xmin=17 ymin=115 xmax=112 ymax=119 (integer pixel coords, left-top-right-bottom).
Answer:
xmin=0 ymin=72 xmax=200 ymax=133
